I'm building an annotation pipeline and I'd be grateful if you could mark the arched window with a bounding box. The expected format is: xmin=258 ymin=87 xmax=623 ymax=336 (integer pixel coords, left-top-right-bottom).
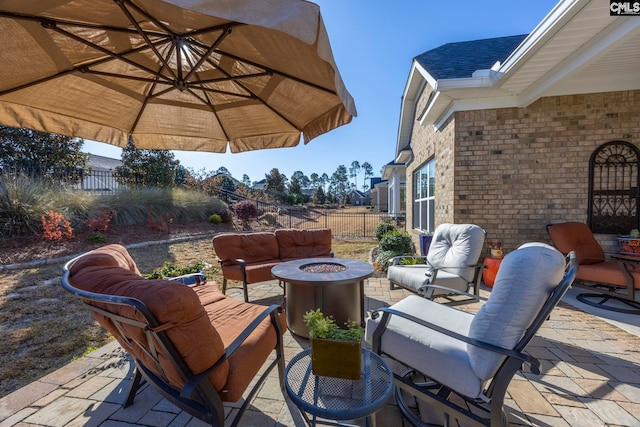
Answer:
xmin=588 ymin=141 xmax=640 ymax=234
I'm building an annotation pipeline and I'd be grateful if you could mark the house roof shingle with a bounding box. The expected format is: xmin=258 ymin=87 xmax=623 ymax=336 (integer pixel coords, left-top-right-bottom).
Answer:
xmin=414 ymin=34 xmax=527 ymax=80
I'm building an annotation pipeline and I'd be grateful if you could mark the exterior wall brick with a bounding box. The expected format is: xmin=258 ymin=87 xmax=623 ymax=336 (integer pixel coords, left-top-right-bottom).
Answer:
xmin=406 ymin=89 xmax=640 ymax=254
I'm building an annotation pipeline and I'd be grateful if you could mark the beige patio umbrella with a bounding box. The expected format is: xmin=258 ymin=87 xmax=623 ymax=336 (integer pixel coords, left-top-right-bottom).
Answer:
xmin=0 ymin=0 xmax=356 ymax=153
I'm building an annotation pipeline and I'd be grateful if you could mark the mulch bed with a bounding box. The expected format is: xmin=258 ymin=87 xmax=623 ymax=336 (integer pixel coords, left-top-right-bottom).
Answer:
xmin=0 ymin=221 xmax=232 ymax=266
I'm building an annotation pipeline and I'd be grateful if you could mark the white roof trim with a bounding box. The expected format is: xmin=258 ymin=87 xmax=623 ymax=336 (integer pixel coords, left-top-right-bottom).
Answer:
xmin=517 ymin=15 xmax=640 ymax=105
xmin=433 ymin=96 xmax=520 ymax=129
xmin=499 ymin=0 xmax=585 ymax=76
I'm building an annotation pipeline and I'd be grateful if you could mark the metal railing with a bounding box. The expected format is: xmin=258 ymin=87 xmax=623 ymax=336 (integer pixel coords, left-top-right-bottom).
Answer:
xmin=2 ymin=165 xmax=402 ymax=237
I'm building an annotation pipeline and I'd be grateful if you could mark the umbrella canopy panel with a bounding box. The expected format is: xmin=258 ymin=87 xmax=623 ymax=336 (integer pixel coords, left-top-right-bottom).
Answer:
xmin=0 ymin=0 xmax=356 ymax=153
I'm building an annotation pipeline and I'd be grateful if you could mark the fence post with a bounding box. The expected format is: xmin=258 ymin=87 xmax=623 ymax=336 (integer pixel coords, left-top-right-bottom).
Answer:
xmin=363 ymin=212 xmax=366 ymax=237
xmin=289 ymin=208 xmax=293 ymax=228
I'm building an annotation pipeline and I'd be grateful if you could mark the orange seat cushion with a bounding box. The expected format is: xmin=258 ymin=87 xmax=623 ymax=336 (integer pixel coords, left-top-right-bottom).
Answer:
xmin=69 ymin=245 xmax=228 ymax=392
xmin=275 ymin=228 xmax=332 ymax=260
xmin=578 ymin=261 xmax=640 ymax=289
xmin=213 ymin=232 xmax=280 ymax=266
xmin=547 ymin=222 xmax=605 ymax=265
xmin=203 ymin=296 xmax=286 ymax=401
xmin=220 ymin=260 xmax=281 ymax=283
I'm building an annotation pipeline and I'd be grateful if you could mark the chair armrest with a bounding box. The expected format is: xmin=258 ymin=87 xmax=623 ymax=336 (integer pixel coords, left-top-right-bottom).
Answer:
xmin=371 ymin=307 xmax=540 ymax=373
xmin=180 ymin=304 xmax=284 ymax=398
xmin=167 ymin=272 xmax=206 ymax=286
xmin=420 ymin=284 xmax=487 ymax=302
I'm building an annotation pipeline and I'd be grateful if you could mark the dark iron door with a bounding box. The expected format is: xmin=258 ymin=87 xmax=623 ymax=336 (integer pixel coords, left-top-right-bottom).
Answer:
xmin=588 ymin=141 xmax=640 ymax=234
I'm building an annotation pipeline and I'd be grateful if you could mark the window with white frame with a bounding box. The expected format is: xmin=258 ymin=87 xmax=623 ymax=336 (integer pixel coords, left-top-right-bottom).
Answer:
xmin=413 ymin=159 xmax=435 ymax=232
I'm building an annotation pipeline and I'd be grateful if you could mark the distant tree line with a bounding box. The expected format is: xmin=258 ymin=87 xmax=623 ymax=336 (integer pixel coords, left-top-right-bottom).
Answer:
xmin=0 ymin=126 xmax=377 ymax=205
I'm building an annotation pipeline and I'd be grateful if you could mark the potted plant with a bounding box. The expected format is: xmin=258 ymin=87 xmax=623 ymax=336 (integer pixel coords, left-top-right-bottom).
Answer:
xmin=618 ymin=228 xmax=640 ymax=254
xmin=486 ymin=241 xmax=504 ymax=259
xmin=303 ymin=309 xmax=364 ymax=380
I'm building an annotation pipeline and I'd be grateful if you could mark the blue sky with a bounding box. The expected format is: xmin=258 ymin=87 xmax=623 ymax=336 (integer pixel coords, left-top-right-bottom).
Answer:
xmin=84 ymin=0 xmax=559 ymax=185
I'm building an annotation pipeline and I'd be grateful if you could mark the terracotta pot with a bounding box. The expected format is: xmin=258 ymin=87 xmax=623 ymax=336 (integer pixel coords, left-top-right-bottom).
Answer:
xmin=311 ymin=337 xmax=361 ymax=380
xmin=482 ymin=257 xmax=503 ymax=288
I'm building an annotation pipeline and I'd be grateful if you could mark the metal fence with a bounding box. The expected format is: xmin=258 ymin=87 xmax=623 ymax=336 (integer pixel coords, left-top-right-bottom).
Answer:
xmin=3 ymin=165 xmax=403 ymax=238
xmin=214 ymin=188 xmax=399 ymax=238
xmin=1 ymin=164 xmax=136 ymax=195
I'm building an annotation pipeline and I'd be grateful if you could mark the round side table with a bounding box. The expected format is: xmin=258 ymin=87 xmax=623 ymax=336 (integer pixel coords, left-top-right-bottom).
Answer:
xmin=285 ymin=348 xmax=393 ymax=426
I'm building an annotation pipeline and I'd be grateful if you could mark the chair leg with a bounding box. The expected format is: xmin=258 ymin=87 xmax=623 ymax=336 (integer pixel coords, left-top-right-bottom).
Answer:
xmin=390 ymin=280 xmax=396 ymax=291
xmin=124 ymin=368 xmax=143 ymax=408
xmin=222 ymin=278 xmax=227 ymax=295
xmin=242 ymin=280 xmax=249 ymax=303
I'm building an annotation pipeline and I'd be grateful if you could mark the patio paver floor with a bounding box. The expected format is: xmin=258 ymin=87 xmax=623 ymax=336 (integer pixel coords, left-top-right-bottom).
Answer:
xmin=2 ymin=278 xmax=640 ymax=426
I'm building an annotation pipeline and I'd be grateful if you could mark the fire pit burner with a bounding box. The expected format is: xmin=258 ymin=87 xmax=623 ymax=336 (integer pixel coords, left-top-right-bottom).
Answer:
xmin=300 ymin=262 xmax=347 ymax=273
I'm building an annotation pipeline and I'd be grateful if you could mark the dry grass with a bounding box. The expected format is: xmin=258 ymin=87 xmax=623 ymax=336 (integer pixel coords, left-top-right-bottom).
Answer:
xmin=0 ymin=236 xmax=376 ymax=398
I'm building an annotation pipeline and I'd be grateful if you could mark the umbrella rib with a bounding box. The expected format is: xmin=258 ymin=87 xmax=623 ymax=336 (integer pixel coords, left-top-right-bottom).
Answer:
xmin=0 ymin=10 xmax=164 ymax=37
xmin=43 ymin=21 xmax=175 ymax=86
xmin=183 ymin=27 xmax=232 ymax=82
xmin=115 ymin=0 xmax=178 ymax=82
xmin=0 ymin=39 xmax=167 ymax=97
xmin=130 ymin=78 xmax=160 ymax=135
xmin=191 ymin=44 xmax=301 ymax=131
xmin=215 ymin=48 xmax=339 ymax=96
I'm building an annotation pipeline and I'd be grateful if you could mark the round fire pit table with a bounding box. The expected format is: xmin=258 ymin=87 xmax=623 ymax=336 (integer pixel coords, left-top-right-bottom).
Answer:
xmin=272 ymin=258 xmax=374 ymax=338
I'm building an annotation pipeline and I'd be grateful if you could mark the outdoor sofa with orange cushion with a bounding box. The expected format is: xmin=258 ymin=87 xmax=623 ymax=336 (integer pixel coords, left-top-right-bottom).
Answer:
xmin=61 ymin=244 xmax=286 ymax=427
xmin=547 ymin=221 xmax=640 ymax=314
xmin=212 ymin=228 xmax=332 ymax=302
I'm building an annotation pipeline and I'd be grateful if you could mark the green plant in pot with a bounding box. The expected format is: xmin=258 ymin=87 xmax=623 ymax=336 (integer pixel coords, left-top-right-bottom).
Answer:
xmin=303 ymin=309 xmax=363 ymax=380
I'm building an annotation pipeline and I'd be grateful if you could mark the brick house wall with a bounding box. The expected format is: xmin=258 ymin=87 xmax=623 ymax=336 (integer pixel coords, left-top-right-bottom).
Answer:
xmin=406 ymin=89 xmax=640 ymax=255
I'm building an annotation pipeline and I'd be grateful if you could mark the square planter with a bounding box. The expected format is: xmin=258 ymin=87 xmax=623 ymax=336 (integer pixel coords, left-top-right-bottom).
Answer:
xmin=618 ymin=236 xmax=640 ymax=254
xmin=311 ymin=338 xmax=361 ymax=380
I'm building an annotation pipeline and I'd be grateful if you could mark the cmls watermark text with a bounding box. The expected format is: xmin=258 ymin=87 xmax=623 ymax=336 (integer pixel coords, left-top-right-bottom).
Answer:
xmin=610 ymin=1 xmax=640 ymax=15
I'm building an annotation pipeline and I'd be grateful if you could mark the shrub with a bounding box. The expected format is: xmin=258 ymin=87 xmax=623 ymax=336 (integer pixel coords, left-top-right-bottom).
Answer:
xmin=147 ymin=210 xmax=173 ymax=232
xmin=208 ymin=214 xmax=222 ymax=224
xmin=374 ymin=222 xmax=396 ymax=241
xmin=84 ymin=209 xmax=114 ymax=232
xmin=260 ymin=212 xmax=279 ymax=226
xmin=87 ymin=233 xmax=106 ymax=244
xmin=378 ymin=230 xmax=414 ymax=254
xmin=0 ymin=175 xmax=53 ymax=238
xmin=399 ymin=257 xmax=427 ymax=265
xmin=144 ymin=261 xmax=208 ymax=279
xmin=374 ymin=249 xmax=400 ymax=272
xmin=216 ymin=208 xmax=232 ymax=223
xmin=231 ymin=200 xmax=258 ymax=225
xmin=40 ymin=210 xmax=74 ymax=241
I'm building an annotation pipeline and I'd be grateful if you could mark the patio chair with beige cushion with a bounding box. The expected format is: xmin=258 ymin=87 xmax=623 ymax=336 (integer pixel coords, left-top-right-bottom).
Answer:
xmin=387 ymin=223 xmax=486 ymax=300
xmin=547 ymin=221 xmax=640 ymax=314
xmin=61 ymin=244 xmax=286 ymax=427
xmin=367 ymin=243 xmax=577 ymax=427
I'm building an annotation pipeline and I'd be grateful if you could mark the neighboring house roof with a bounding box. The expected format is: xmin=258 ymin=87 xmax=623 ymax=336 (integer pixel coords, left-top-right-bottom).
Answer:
xmin=348 ymin=189 xmax=366 ymax=198
xmin=395 ymin=0 xmax=640 ymax=157
xmin=369 ymin=177 xmax=383 ymax=188
xmin=414 ymin=35 xmax=527 ymax=80
xmin=86 ymin=153 xmax=121 ymax=171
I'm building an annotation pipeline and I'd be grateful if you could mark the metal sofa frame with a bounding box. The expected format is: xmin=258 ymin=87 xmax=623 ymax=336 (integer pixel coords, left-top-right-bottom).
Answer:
xmin=61 ymin=259 xmax=285 ymax=427
xmin=371 ymin=252 xmax=577 ymax=427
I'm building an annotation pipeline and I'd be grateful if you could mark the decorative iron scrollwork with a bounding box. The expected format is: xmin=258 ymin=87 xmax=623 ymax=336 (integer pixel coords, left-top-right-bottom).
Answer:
xmin=588 ymin=141 xmax=640 ymax=234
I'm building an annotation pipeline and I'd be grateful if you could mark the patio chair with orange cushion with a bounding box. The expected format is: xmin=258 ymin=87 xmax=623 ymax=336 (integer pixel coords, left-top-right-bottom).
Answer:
xmin=547 ymin=221 xmax=640 ymax=314
xmin=61 ymin=244 xmax=286 ymax=427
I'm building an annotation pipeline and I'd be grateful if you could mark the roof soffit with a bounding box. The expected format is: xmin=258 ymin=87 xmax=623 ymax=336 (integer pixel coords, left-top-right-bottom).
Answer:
xmin=418 ymin=0 xmax=640 ymax=128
